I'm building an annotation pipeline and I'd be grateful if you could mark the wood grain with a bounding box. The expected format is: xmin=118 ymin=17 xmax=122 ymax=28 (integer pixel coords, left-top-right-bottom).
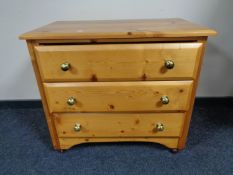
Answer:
xmin=59 ymin=137 xmax=179 ymax=150
xmin=26 ymin=41 xmax=60 ymax=149
xmin=35 ymin=43 xmax=202 ymax=81
xmin=44 ymin=81 xmax=193 ymax=113
xmin=20 ymin=18 xmax=216 ymax=151
xmin=178 ymin=39 xmax=207 ymax=149
xmin=19 ymin=18 xmax=217 ymax=40
xmin=54 ymin=113 xmax=185 ymax=137
xmin=35 ymin=36 xmax=207 ymax=44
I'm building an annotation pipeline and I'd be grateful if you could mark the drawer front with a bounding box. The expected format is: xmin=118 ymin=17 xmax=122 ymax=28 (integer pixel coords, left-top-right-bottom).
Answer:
xmin=35 ymin=43 xmax=202 ymax=81
xmin=44 ymin=81 xmax=193 ymax=112
xmin=54 ymin=113 xmax=185 ymax=137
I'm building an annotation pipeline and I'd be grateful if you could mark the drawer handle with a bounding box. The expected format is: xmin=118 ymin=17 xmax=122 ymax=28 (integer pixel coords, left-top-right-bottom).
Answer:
xmin=165 ymin=60 xmax=174 ymax=69
xmin=61 ymin=62 xmax=70 ymax=71
xmin=155 ymin=123 xmax=165 ymax=132
xmin=160 ymin=96 xmax=169 ymax=104
xmin=74 ymin=123 xmax=81 ymax=132
xmin=67 ymin=97 xmax=76 ymax=106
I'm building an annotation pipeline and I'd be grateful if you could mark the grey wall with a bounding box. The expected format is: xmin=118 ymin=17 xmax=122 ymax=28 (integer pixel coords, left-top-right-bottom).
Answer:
xmin=0 ymin=0 xmax=232 ymax=100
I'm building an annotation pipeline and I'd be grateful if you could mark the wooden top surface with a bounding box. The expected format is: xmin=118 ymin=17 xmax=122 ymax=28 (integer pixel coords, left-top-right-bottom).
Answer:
xmin=19 ymin=18 xmax=217 ymax=40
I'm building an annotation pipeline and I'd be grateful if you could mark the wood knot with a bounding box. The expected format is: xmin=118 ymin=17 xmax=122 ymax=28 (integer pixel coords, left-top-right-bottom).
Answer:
xmin=109 ymin=104 xmax=115 ymax=109
xmin=142 ymin=73 xmax=147 ymax=80
xmin=153 ymin=91 xmax=160 ymax=95
xmin=135 ymin=119 xmax=140 ymax=124
xmin=127 ymin=31 xmax=133 ymax=35
xmin=91 ymin=74 xmax=98 ymax=81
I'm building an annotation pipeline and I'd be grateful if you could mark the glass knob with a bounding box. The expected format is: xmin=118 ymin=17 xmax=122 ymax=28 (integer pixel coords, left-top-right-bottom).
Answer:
xmin=61 ymin=62 xmax=70 ymax=71
xmin=155 ymin=123 xmax=165 ymax=132
xmin=74 ymin=123 xmax=81 ymax=132
xmin=160 ymin=96 xmax=169 ymax=104
xmin=165 ymin=60 xmax=174 ymax=69
xmin=67 ymin=97 xmax=76 ymax=106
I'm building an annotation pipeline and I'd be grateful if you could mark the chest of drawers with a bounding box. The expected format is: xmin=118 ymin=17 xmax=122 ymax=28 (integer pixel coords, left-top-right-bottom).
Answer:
xmin=20 ymin=18 xmax=216 ymax=152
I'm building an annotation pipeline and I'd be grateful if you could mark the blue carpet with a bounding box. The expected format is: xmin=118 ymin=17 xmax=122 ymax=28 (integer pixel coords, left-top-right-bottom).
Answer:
xmin=0 ymin=99 xmax=233 ymax=175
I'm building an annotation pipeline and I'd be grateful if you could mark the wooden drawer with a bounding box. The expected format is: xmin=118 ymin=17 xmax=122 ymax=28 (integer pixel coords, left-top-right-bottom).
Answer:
xmin=54 ymin=113 xmax=185 ymax=138
xmin=44 ymin=81 xmax=193 ymax=113
xmin=35 ymin=43 xmax=202 ymax=82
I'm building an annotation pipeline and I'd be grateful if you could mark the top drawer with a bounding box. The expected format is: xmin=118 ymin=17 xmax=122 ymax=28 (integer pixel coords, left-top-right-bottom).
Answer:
xmin=35 ymin=43 xmax=203 ymax=82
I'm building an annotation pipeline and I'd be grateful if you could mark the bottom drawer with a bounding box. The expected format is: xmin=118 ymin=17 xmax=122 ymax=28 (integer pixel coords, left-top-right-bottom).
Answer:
xmin=54 ymin=113 xmax=185 ymax=138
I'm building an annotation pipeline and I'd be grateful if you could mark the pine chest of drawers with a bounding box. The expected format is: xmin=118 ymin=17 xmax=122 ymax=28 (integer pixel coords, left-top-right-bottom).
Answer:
xmin=20 ymin=18 xmax=216 ymax=152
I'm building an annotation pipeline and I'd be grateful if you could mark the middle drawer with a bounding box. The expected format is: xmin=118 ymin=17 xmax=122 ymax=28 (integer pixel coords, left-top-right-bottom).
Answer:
xmin=44 ymin=81 xmax=193 ymax=113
